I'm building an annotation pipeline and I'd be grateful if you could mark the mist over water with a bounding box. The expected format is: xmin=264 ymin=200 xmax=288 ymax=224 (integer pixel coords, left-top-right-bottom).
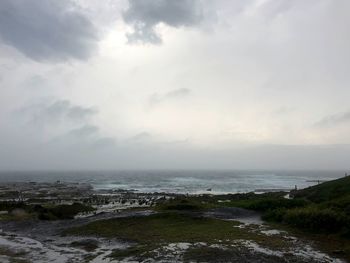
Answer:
xmin=0 ymin=170 xmax=344 ymax=194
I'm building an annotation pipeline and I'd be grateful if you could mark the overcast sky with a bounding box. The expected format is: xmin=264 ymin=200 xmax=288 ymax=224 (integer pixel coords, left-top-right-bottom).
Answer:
xmin=0 ymin=0 xmax=349 ymax=170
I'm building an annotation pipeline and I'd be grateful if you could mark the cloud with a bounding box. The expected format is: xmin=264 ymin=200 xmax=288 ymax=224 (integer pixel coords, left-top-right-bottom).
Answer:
xmin=123 ymin=0 xmax=202 ymax=44
xmin=271 ymin=106 xmax=294 ymax=116
xmin=0 ymin=0 xmax=98 ymax=62
xmin=149 ymin=88 xmax=191 ymax=105
xmin=18 ymin=99 xmax=97 ymax=127
xmin=66 ymin=125 xmax=99 ymax=138
xmin=128 ymin=132 xmax=152 ymax=142
xmin=166 ymin=88 xmax=191 ymax=98
xmin=315 ymin=111 xmax=350 ymax=127
xmin=52 ymin=124 xmax=115 ymax=150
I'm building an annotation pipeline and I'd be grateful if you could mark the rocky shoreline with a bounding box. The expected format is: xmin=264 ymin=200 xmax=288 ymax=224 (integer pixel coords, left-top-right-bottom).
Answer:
xmin=0 ymin=181 xmax=346 ymax=262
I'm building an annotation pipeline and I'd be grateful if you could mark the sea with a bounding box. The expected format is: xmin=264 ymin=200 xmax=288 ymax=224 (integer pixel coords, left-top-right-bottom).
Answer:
xmin=0 ymin=170 xmax=345 ymax=195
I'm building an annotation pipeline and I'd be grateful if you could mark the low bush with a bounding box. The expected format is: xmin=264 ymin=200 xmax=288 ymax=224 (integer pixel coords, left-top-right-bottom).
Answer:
xmin=292 ymin=176 xmax=350 ymax=203
xmin=0 ymin=201 xmax=27 ymax=212
xmin=226 ymin=197 xmax=308 ymax=212
xmin=245 ymin=198 xmax=308 ymax=212
xmin=156 ymin=198 xmax=204 ymax=211
xmin=36 ymin=203 xmax=95 ymax=220
xmin=283 ymin=207 xmax=348 ymax=233
xmin=50 ymin=203 xmax=94 ymax=219
xmin=262 ymin=208 xmax=287 ymax=222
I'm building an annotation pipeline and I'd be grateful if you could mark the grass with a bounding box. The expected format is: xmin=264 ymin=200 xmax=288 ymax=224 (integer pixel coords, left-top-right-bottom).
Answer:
xmin=182 ymin=246 xmax=285 ymax=263
xmin=70 ymin=239 xmax=99 ymax=252
xmin=292 ymin=176 xmax=350 ymax=203
xmin=183 ymin=247 xmax=242 ymax=263
xmin=175 ymin=177 xmax=350 ymax=238
xmin=155 ymin=192 xmax=305 ymax=213
xmin=155 ymin=197 xmax=211 ymax=211
xmin=66 ymin=211 xmax=294 ymax=261
xmin=66 ymin=211 xmax=289 ymax=249
xmin=153 ymin=181 xmax=350 ymax=256
xmin=155 ymin=191 xmax=349 ymax=234
xmin=64 ymin=177 xmax=350 ymax=261
xmin=254 ymin=177 xmax=350 ymax=236
xmin=67 ymin=212 xmax=244 ymax=243
xmin=221 ymin=197 xmax=308 ymax=211
xmin=4 ymin=177 xmax=350 ymax=261
xmin=110 ymin=245 xmax=158 ymax=261
xmin=283 ymin=206 xmax=348 ymax=232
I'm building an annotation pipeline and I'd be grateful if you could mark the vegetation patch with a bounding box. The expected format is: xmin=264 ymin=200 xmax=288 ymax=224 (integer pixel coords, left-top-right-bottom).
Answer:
xmin=283 ymin=207 xmax=348 ymax=232
xmin=70 ymin=239 xmax=99 ymax=252
xmin=223 ymin=198 xmax=308 ymax=212
xmin=292 ymin=176 xmax=350 ymax=203
xmin=34 ymin=203 xmax=95 ymax=220
xmin=150 ymin=179 xmax=350 ymax=261
xmin=156 ymin=197 xmax=209 ymax=211
xmin=0 ymin=201 xmax=95 ymax=221
xmin=67 ymin=212 xmax=245 ymax=243
xmin=183 ymin=246 xmax=241 ymax=263
xmin=0 ymin=202 xmax=28 ymax=212
xmin=66 ymin=211 xmax=290 ymax=261
xmin=176 ymin=178 xmax=350 ymax=237
xmin=183 ymin=246 xmax=285 ymax=263
xmin=109 ymin=245 xmax=157 ymax=261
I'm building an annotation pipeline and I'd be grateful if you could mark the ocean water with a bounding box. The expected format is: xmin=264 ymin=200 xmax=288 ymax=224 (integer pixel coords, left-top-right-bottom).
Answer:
xmin=0 ymin=170 xmax=345 ymax=194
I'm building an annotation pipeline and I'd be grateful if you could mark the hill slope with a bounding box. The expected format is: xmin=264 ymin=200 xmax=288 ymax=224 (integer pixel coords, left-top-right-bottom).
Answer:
xmin=292 ymin=176 xmax=350 ymax=203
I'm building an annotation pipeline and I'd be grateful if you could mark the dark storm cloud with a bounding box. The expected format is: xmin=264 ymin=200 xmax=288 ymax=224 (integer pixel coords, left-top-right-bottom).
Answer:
xmin=315 ymin=111 xmax=350 ymax=127
xmin=18 ymin=100 xmax=97 ymax=126
xmin=0 ymin=0 xmax=98 ymax=62
xmin=123 ymin=0 xmax=202 ymax=44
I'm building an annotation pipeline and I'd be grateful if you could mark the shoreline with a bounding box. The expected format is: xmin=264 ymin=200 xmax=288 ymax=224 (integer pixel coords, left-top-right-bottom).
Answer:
xmin=0 ymin=180 xmax=348 ymax=262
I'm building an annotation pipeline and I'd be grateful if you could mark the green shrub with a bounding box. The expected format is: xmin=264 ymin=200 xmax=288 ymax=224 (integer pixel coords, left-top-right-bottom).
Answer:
xmin=50 ymin=203 xmax=94 ymax=219
xmin=283 ymin=207 xmax=348 ymax=233
xmin=36 ymin=203 xmax=95 ymax=220
xmin=262 ymin=208 xmax=287 ymax=222
xmin=319 ymin=195 xmax=350 ymax=215
xmin=244 ymin=198 xmax=308 ymax=212
xmin=292 ymin=176 xmax=350 ymax=203
xmin=157 ymin=198 xmax=204 ymax=211
xmin=0 ymin=202 xmax=27 ymax=212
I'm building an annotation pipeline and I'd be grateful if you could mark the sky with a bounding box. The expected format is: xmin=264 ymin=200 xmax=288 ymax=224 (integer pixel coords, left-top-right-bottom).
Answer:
xmin=0 ymin=0 xmax=349 ymax=170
